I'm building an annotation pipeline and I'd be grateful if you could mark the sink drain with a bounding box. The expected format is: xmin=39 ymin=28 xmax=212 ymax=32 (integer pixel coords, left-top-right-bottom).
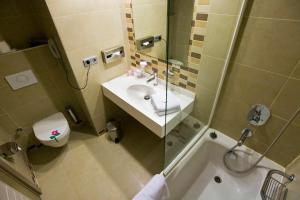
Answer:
xmin=214 ymin=176 xmax=222 ymax=184
xmin=144 ymin=95 xmax=151 ymax=100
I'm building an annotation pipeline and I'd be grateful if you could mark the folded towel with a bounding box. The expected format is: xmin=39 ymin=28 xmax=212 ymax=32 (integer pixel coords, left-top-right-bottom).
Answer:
xmin=133 ymin=174 xmax=169 ymax=200
xmin=151 ymin=92 xmax=181 ymax=116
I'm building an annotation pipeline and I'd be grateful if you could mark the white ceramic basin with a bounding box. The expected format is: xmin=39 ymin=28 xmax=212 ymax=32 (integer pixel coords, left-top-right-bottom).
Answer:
xmin=127 ymin=84 xmax=155 ymax=100
xmin=102 ymin=73 xmax=195 ymax=138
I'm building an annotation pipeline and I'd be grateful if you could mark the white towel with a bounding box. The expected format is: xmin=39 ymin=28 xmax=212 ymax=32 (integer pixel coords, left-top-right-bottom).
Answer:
xmin=151 ymin=92 xmax=181 ymax=116
xmin=133 ymin=174 xmax=169 ymax=200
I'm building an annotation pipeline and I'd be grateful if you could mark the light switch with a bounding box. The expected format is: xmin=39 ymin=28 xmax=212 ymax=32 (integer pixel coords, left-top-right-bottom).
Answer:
xmin=5 ymin=70 xmax=38 ymax=90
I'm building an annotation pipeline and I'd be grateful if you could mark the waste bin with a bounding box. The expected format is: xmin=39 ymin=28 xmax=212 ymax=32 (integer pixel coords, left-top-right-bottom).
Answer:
xmin=106 ymin=120 xmax=121 ymax=143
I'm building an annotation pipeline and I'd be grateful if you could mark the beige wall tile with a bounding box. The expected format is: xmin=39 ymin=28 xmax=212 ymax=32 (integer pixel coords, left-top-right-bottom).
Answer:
xmin=53 ymin=9 xmax=123 ymax=51
xmin=210 ymin=0 xmax=243 ymax=15
xmin=291 ymin=60 xmax=300 ymax=79
xmin=212 ymin=96 xmax=254 ymax=140
xmin=8 ymin=98 xmax=58 ymax=127
xmin=45 ymin=0 xmax=128 ymax=132
xmin=235 ymin=18 xmax=300 ymax=76
xmin=0 ymin=107 xmax=5 ymax=116
xmin=0 ymin=84 xmax=49 ymax=110
xmin=46 ymin=0 xmax=120 ymax=17
xmin=0 ymin=115 xmax=17 ymax=143
xmin=196 ymin=55 xmax=224 ymax=91
xmin=192 ymin=84 xmax=216 ymax=124
xmin=246 ymin=0 xmax=300 ymax=20
xmin=266 ymin=123 xmax=300 ymax=166
xmin=271 ymin=78 xmax=300 ymax=125
xmin=254 ymin=115 xmax=286 ymax=145
xmin=212 ymin=1 xmax=300 ymax=167
xmin=286 ymin=155 xmax=300 ymax=200
xmin=222 ymin=63 xmax=286 ymax=106
xmin=203 ymin=14 xmax=237 ymax=59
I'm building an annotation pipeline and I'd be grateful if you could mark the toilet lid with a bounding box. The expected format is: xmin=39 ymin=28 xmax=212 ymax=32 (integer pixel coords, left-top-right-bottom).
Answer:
xmin=33 ymin=112 xmax=69 ymax=141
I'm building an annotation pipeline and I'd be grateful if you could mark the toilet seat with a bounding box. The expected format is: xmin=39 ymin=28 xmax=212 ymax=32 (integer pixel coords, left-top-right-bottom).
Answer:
xmin=33 ymin=112 xmax=70 ymax=147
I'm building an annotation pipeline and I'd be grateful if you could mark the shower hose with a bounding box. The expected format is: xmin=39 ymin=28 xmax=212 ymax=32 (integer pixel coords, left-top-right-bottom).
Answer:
xmin=224 ymin=105 xmax=300 ymax=174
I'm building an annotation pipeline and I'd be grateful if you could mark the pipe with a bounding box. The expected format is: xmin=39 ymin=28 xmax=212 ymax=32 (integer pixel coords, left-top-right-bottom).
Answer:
xmin=224 ymin=105 xmax=300 ymax=174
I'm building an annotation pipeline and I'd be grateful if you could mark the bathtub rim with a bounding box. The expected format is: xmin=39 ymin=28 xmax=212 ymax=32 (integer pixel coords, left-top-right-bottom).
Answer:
xmin=163 ymin=128 xmax=285 ymax=179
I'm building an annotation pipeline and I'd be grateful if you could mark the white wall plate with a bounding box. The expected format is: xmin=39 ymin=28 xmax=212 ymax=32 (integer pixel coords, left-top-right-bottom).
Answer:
xmin=5 ymin=70 xmax=38 ymax=90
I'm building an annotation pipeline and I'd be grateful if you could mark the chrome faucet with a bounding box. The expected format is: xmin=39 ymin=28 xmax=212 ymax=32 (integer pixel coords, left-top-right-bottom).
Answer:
xmin=146 ymin=72 xmax=158 ymax=86
xmin=237 ymin=128 xmax=252 ymax=146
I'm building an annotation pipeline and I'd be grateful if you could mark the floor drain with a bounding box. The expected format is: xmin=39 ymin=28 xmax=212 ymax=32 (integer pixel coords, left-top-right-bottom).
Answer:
xmin=214 ymin=176 xmax=222 ymax=183
xmin=144 ymin=95 xmax=151 ymax=100
xmin=167 ymin=141 xmax=173 ymax=146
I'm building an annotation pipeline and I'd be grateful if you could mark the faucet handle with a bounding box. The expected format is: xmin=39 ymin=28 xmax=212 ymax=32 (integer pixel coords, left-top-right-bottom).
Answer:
xmin=241 ymin=128 xmax=252 ymax=137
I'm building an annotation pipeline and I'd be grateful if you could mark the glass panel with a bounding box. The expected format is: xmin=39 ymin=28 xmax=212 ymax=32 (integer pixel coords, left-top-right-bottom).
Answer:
xmin=164 ymin=0 xmax=245 ymax=167
xmin=132 ymin=0 xmax=168 ymax=60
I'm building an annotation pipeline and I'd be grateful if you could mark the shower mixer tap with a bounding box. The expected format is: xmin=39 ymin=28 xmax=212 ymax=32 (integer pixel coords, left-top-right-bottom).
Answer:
xmin=237 ymin=128 xmax=252 ymax=146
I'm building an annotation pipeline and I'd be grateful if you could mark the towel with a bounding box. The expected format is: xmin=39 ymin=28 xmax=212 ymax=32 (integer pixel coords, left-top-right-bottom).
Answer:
xmin=133 ymin=174 xmax=169 ymax=200
xmin=151 ymin=92 xmax=181 ymax=116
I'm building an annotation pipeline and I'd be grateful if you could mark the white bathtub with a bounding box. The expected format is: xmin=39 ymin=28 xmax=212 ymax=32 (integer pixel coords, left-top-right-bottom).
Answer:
xmin=165 ymin=129 xmax=284 ymax=200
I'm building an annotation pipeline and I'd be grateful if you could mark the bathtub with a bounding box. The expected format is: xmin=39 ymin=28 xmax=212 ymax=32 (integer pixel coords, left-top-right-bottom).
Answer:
xmin=165 ymin=129 xmax=284 ymax=200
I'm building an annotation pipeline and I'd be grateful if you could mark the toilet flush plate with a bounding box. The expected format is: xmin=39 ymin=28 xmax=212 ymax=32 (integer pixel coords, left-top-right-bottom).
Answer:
xmin=5 ymin=70 xmax=38 ymax=90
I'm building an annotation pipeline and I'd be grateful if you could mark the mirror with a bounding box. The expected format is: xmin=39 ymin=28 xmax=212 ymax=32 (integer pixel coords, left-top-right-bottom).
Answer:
xmin=132 ymin=0 xmax=168 ymax=60
xmin=131 ymin=0 xmax=195 ymax=68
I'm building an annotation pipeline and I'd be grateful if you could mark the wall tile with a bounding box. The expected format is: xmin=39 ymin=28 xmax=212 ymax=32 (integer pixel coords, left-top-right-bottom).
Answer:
xmin=45 ymin=0 xmax=128 ymax=132
xmin=291 ymin=60 xmax=300 ymax=79
xmin=210 ymin=0 xmax=243 ymax=15
xmin=192 ymin=84 xmax=216 ymax=124
xmin=271 ymin=78 xmax=300 ymax=125
xmin=266 ymin=123 xmax=300 ymax=166
xmin=254 ymin=115 xmax=286 ymax=145
xmin=53 ymin=9 xmax=123 ymax=51
xmin=235 ymin=18 xmax=300 ymax=76
xmin=46 ymin=0 xmax=120 ymax=17
xmin=0 ymin=84 xmax=49 ymax=110
xmin=7 ymin=97 xmax=58 ymax=127
xmin=246 ymin=0 xmax=300 ymax=21
xmin=286 ymin=155 xmax=300 ymax=199
xmin=0 ymin=107 xmax=5 ymax=116
xmin=203 ymin=14 xmax=237 ymax=59
xmin=213 ymin=0 xmax=300 ymax=166
xmin=196 ymin=55 xmax=224 ymax=91
xmin=212 ymin=96 xmax=254 ymax=140
xmin=0 ymin=115 xmax=17 ymax=143
xmin=222 ymin=63 xmax=286 ymax=106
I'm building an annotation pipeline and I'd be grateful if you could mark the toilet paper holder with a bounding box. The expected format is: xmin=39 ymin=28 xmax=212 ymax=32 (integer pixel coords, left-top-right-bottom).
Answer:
xmin=101 ymin=45 xmax=125 ymax=64
xmin=136 ymin=36 xmax=154 ymax=50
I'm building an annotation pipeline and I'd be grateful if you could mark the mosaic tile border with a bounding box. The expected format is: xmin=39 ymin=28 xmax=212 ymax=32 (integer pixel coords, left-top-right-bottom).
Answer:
xmin=124 ymin=0 xmax=210 ymax=92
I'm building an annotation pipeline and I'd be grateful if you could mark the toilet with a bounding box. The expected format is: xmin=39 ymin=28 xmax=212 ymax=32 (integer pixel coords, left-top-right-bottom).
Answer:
xmin=33 ymin=112 xmax=70 ymax=147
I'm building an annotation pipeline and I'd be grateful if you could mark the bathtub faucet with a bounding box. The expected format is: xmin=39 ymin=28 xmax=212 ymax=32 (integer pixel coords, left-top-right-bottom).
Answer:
xmin=237 ymin=128 xmax=252 ymax=146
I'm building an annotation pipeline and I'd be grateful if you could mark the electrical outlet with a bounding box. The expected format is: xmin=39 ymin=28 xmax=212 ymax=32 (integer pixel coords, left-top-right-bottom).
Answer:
xmin=83 ymin=56 xmax=98 ymax=68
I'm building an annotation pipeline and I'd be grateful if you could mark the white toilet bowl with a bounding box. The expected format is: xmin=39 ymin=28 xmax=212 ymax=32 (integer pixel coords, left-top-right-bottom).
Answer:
xmin=33 ymin=112 xmax=70 ymax=147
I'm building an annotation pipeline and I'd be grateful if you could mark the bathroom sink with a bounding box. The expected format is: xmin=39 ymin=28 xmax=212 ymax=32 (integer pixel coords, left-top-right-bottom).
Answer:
xmin=102 ymin=74 xmax=195 ymax=138
xmin=127 ymin=84 xmax=155 ymax=100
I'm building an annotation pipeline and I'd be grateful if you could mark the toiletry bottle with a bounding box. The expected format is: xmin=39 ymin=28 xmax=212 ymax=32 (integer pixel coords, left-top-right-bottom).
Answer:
xmin=136 ymin=61 xmax=147 ymax=78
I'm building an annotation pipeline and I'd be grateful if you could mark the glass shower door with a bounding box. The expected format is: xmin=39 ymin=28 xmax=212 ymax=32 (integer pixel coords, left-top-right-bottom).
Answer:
xmin=164 ymin=0 xmax=247 ymax=168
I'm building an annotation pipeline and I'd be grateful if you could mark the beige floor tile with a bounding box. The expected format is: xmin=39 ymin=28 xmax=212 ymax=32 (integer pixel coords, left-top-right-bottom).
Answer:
xmin=28 ymin=117 xmax=164 ymax=200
